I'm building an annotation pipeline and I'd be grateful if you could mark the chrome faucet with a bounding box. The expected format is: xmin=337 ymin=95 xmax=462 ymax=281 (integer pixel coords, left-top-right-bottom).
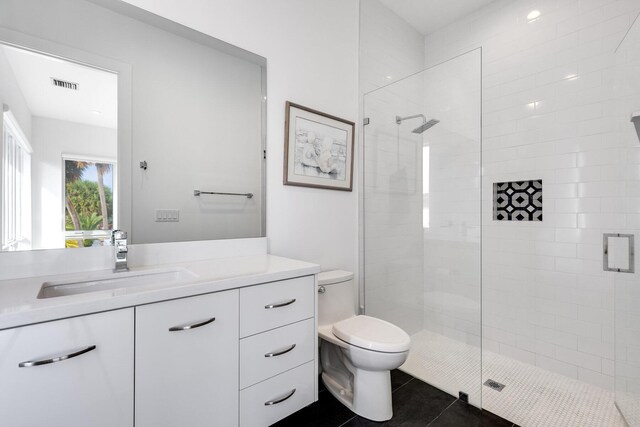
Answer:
xmin=111 ymin=230 xmax=129 ymax=272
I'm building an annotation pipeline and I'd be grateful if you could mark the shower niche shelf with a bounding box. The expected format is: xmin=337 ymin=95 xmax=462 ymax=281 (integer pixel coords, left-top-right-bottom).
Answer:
xmin=493 ymin=180 xmax=542 ymax=221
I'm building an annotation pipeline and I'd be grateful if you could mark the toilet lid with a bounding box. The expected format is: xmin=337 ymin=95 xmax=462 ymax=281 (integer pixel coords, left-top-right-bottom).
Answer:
xmin=332 ymin=315 xmax=411 ymax=353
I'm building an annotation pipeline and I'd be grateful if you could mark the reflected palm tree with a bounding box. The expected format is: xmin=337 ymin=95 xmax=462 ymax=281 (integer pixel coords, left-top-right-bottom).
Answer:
xmin=65 ymin=161 xmax=89 ymax=247
xmin=96 ymin=163 xmax=111 ymax=230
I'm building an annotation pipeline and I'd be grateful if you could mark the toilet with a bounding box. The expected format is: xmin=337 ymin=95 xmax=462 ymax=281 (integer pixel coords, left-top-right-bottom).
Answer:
xmin=317 ymin=270 xmax=411 ymax=422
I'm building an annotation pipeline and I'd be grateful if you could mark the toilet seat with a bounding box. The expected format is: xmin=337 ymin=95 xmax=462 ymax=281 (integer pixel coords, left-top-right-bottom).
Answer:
xmin=331 ymin=315 xmax=410 ymax=353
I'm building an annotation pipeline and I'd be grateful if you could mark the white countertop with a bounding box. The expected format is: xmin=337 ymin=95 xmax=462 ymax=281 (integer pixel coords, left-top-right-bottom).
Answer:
xmin=0 ymin=254 xmax=320 ymax=330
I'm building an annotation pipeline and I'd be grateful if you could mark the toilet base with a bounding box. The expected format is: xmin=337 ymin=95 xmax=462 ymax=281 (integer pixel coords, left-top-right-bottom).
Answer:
xmin=322 ymin=368 xmax=393 ymax=422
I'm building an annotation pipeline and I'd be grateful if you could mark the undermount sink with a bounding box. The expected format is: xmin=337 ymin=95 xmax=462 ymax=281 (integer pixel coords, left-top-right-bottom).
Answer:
xmin=37 ymin=268 xmax=198 ymax=299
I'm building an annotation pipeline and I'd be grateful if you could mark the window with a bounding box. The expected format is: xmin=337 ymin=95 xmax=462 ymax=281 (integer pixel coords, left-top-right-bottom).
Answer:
xmin=423 ymin=145 xmax=430 ymax=229
xmin=2 ymin=111 xmax=32 ymax=251
xmin=63 ymin=156 xmax=116 ymax=248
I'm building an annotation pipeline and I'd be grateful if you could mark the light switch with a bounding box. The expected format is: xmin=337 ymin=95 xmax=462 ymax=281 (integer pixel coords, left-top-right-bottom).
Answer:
xmin=603 ymin=233 xmax=634 ymax=273
xmin=155 ymin=209 xmax=180 ymax=222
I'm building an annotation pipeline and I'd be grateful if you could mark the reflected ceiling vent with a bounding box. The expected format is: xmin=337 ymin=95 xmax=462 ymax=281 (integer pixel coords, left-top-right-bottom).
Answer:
xmin=50 ymin=77 xmax=79 ymax=91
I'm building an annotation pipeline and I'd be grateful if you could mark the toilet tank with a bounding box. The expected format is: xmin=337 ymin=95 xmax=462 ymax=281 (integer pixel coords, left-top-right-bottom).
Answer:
xmin=318 ymin=270 xmax=356 ymax=326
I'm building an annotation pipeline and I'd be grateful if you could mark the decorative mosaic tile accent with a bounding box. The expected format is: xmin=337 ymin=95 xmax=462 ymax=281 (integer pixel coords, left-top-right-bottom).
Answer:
xmin=493 ymin=180 xmax=542 ymax=221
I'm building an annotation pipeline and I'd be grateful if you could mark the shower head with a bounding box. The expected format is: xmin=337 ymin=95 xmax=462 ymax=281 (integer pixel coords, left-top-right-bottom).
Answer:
xmin=632 ymin=112 xmax=640 ymax=142
xmin=412 ymin=119 xmax=440 ymax=134
xmin=395 ymin=114 xmax=440 ymax=134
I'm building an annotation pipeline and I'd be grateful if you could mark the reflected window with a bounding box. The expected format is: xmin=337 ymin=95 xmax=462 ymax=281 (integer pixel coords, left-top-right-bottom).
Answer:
xmin=63 ymin=157 xmax=115 ymax=248
xmin=2 ymin=111 xmax=32 ymax=251
xmin=422 ymin=146 xmax=430 ymax=228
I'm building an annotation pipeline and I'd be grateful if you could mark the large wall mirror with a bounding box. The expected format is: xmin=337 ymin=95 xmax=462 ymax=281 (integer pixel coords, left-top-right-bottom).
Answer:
xmin=0 ymin=0 xmax=266 ymax=252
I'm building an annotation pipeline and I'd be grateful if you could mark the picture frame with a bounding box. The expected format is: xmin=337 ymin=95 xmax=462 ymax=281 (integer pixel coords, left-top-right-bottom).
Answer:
xmin=283 ymin=101 xmax=355 ymax=191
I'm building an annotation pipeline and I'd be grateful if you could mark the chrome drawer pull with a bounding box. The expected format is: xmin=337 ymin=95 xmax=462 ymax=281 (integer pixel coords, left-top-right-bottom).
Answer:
xmin=264 ymin=344 xmax=296 ymax=358
xmin=18 ymin=345 xmax=97 ymax=368
xmin=264 ymin=298 xmax=296 ymax=309
xmin=169 ymin=317 xmax=216 ymax=332
xmin=264 ymin=388 xmax=296 ymax=406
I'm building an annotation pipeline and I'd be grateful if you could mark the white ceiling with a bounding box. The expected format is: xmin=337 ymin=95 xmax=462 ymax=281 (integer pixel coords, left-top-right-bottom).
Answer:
xmin=378 ymin=0 xmax=497 ymax=35
xmin=2 ymin=45 xmax=117 ymax=129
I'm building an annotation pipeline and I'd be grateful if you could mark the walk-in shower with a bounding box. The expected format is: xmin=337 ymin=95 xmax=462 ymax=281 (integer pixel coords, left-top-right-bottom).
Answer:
xmin=362 ymin=1 xmax=640 ymax=425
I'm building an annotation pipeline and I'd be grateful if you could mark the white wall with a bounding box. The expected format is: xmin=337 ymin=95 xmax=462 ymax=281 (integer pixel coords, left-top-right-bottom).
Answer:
xmin=30 ymin=117 xmax=116 ymax=249
xmin=360 ymin=0 xmax=426 ymax=93
xmin=121 ymin=0 xmax=360 ymax=274
xmin=0 ymin=47 xmax=31 ymax=140
xmin=425 ymin=0 xmax=640 ymax=390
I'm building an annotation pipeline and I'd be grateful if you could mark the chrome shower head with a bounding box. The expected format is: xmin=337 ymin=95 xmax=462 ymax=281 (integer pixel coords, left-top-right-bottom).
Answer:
xmin=396 ymin=114 xmax=439 ymax=134
xmin=412 ymin=119 xmax=440 ymax=134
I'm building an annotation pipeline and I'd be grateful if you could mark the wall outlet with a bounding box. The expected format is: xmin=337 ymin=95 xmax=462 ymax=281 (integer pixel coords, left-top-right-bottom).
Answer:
xmin=155 ymin=209 xmax=179 ymax=222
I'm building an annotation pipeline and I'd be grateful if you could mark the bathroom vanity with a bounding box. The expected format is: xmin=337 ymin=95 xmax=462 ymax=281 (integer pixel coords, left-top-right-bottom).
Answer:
xmin=0 ymin=248 xmax=319 ymax=427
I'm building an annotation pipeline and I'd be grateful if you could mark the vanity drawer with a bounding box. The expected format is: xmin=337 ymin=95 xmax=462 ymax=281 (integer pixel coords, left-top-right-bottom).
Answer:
xmin=239 ymin=361 xmax=315 ymax=427
xmin=240 ymin=275 xmax=314 ymax=337
xmin=240 ymin=318 xmax=314 ymax=389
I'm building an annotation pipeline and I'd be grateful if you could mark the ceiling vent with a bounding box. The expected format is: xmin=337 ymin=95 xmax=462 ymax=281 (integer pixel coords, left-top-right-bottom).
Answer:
xmin=50 ymin=77 xmax=79 ymax=91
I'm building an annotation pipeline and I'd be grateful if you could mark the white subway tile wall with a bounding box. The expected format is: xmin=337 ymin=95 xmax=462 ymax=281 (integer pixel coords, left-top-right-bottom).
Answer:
xmin=613 ymin=13 xmax=640 ymax=425
xmin=423 ymin=0 xmax=640 ymax=392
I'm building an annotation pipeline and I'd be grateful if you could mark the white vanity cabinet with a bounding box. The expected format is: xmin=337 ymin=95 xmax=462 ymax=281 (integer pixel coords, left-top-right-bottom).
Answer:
xmin=239 ymin=276 xmax=317 ymax=427
xmin=0 ymin=309 xmax=134 ymax=427
xmin=0 ymin=269 xmax=317 ymax=427
xmin=135 ymin=289 xmax=239 ymax=427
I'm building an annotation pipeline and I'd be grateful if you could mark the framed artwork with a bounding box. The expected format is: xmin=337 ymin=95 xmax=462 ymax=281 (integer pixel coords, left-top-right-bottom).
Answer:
xmin=283 ymin=101 xmax=355 ymax=191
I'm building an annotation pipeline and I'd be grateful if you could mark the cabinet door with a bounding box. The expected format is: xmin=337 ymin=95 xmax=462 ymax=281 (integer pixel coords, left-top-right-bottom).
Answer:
xmin=136 ymin=290 xmax=239 ymax=427
xmin=0 ymin=309 xmax=134 ymax=427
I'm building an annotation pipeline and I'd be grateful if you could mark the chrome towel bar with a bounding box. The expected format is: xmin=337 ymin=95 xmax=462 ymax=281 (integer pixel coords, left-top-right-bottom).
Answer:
xmin=194 ymin=190 xmax=253 ymax=199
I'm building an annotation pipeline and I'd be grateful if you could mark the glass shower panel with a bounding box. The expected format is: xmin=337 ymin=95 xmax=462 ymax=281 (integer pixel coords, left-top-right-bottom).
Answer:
xmin=614 ymin=13 xmax=640 ymax=426
xmin=363 ymin=49 xmax=482 ymax=406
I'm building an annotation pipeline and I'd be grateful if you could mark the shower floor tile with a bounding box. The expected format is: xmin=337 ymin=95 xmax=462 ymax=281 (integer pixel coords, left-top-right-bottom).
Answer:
xmin=402 ymin=329 xmax=626 ymax=427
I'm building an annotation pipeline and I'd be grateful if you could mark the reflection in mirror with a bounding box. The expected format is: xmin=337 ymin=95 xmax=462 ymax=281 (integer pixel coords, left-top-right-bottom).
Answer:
xmin=0 ymin=0 xmax=267 ymax=252
xmin=1 ymin=44 xmax=117 ymax=251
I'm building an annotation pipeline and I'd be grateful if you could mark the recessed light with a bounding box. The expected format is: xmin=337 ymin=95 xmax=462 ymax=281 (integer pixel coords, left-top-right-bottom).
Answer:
xmin=386 ymin=75 xmax=393 ymax=80
xmin=565 ymin=74 xmax=579 ymax=81
xmin=527 ymin=10 xmax=541 ymax=22
xmin=91 ymin=110 xmax=101 ymax=115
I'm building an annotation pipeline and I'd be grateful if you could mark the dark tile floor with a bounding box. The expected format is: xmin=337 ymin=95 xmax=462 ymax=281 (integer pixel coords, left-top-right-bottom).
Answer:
xmin=274 ymin=370 xmax=517 ymax=427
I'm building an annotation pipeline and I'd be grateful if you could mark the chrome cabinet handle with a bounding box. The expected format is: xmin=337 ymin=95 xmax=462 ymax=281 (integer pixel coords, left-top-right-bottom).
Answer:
xmin=264 ymin=344 xmax=296 ymax=358
xmin=264 ymin=298 xmax=296 ymax=309
xmin=168 ymin=317 xmax=216 ymax=332
xmin=18 ymin=345 xmax=97 ymax=368
xmin=264 ymin=388 xmax=296 ymax=406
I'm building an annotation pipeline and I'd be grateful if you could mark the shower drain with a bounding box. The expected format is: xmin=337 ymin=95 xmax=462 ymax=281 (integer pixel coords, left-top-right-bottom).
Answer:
xmin=483 ymin=379 xmax=506 ymax=392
